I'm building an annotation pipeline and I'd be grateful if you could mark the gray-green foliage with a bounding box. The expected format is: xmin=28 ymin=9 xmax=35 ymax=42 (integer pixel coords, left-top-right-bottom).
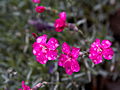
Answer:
xmin=0 ymin=0 xmax=120 ymax=90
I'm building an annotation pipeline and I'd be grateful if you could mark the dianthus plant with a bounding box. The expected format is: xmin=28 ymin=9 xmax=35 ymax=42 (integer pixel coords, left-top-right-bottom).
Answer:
xmin=19 ymin=0 xmax=115 ymax=89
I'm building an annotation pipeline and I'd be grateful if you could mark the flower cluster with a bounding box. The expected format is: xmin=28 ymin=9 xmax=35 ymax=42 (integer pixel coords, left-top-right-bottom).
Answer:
xmin=31 ymin=0 xmax=114 ymax=75
xmin=89 ymin=39 xmax=114 ymax=64
xmin=54 ymin=12 xmax=67 ymax=32
xmin=58 ymin=42 xmax=80 ymax=75
xmin=32 ymin=35 xmax=81 ymax=75
xmin=32 ymin=34 xmax=114 ymax=75
xmin=19 ymin=81 xmax=30 ymax=90
xmin=32 ymin=34 xmax=59 ymax=64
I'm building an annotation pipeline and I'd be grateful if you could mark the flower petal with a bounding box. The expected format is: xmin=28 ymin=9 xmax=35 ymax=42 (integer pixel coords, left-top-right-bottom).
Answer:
xmin=64 ymin=60 xmax=73 ymax=75
xmin=36 ymin=34 xmax=47 ymax=44
xmin=59 ymin=12 xmax=66 ymax=21
xmin=103 ymin=48 xmax=114 ymax=60
xmin=62 ymin=42 xmax=71 ymax=54
xmin=71 ymin=59 xmax=80 ymax=72
xmin=47 ymin=37 xmax=59 ymax=50
xmin=20 ymin=81 xmax=31 ymax=90
xmin=58 ymin=54 xmax=68 ymax=67
xmin=36 ymin=53 xmax=48 ymax=64
xmin=46 ymin=50 xmax=58 ymax=60
xmin=71 ymin=47 xmax=80 ymax=59
xmin=32 ymin=42 xmax=43 ymax=55
xmin=91 ymin=39 xmax=101 ymax=48
xmin=22 ymin=81 xmax=25 ymax=88
xmin=92 ymin=55 xmax=103 ymax=64
xmin=101 ymin=40 xmax=112 ymax=49
xmin=65 ymin=67 xmax=73 ymax=75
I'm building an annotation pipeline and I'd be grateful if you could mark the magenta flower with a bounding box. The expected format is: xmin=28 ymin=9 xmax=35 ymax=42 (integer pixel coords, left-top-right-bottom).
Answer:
xmin=58 ymin=42 xmax=80 ymax=75
xmin=54 ymin=18 xmax=66 ymax=32
xmin=89 ymin=39 xmax=114 ymax=64
xmin=32 ymin=0 xmax=41 ymax=3
xmin=35 ymin=6 xmax=46 ymax=13
xmin=19 ymin=81 xmax=31 ymax=90
xmin=54 ymin=12 xmax=67 ymax=32
xmin=59 ymin=12 xmax=66 ymax=21
xmin=32 ymin=34 xmax=59 ymax=64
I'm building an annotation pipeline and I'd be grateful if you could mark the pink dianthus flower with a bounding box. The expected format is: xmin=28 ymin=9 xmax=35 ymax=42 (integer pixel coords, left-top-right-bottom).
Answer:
xmin=54 ymin=12 xmax=67 ymax=32
xmin=89 ymin=39 xmax=114 ymax=64
xmin=32 ymin=0 xmax=41 ymax=3
xmin=58 ymin=42 xmax=80 ymax=75
xmin=32 ymin=34 xmax=59 ymax=64
xmin=59 ymin=12 xmax=66 ymax=21
xmin=19 ymin=81 xmax=31 ymax=90
xmin=35 ymin=6 xmax=46 ymax=13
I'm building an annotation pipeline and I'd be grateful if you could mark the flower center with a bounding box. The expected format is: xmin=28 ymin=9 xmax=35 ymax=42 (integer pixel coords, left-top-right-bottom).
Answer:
xmin=41 ymin=45 xmax=47 ymax=53
xmin=97 ymin=47 xmax=103 ymax=53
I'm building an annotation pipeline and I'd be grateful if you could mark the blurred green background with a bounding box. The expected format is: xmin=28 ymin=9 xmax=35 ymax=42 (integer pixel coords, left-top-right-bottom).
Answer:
xmin=0 ymin=0 xmax=120 ymax=90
